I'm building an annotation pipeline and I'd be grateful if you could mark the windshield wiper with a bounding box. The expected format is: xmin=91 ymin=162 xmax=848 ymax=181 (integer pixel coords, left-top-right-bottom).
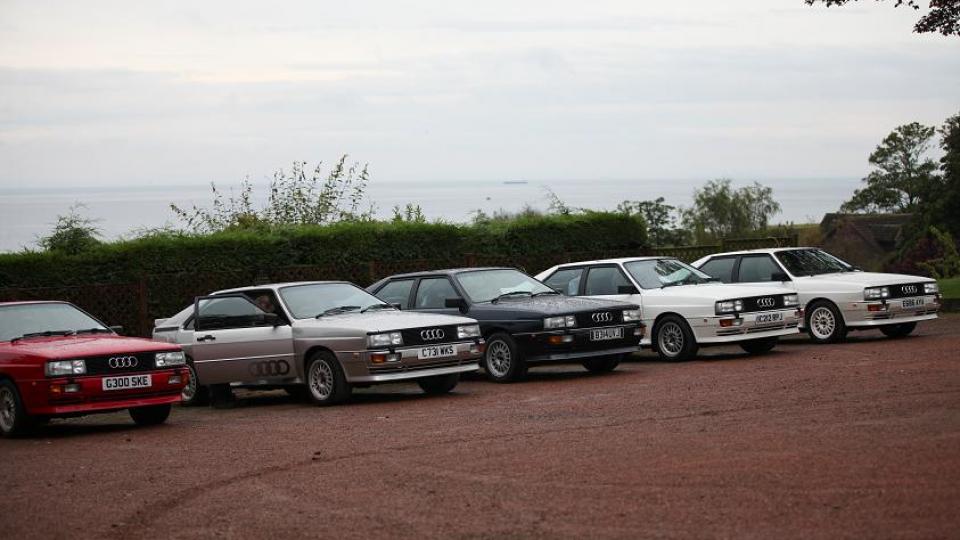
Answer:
xmin=10 ymin=329 xmax=76 ymax=343
xmin=531 ymin=290 xmax=560 ymax=297
xmin=316 ymin=305 xmax=361 ymax=318
xmin=75 ymin=327 xmax=113 ymax=335
xmin=360 ymin=303 xmax=395 ymax=313
xmin=492 ymin=291 xmax=533 ymax=303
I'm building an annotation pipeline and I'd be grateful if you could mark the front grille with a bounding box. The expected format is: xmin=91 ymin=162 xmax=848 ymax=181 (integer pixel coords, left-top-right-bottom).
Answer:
xmin=84 ymin=352 xmax=158 ymax=375
xmin=574 ymin=310 xmax=624 ymax=328
xmin=740 ymin=295 xmax=787 ymax=313
xmin=369 ymin=358 xmax=465 ymax=374
xmin=399 ymin=325 xmax=461 ymax=346
xmin=886 ymin=283 xmax=929 ymax=299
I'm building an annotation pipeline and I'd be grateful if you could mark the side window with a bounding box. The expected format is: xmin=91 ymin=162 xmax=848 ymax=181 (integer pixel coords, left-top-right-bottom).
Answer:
xmin=414 ymin=278 xmax=459 ymax=309
xmin=375 ymin=280 xmax=415 ymax=309
xmin=542 ymin=268 xmax=584 ymax=296
xmin=737 ymin=255 xmax=781 ymax=282
xmin=243 ymin=290 xmax=287 ymax=322
xmin=196 ymin=296 xmax=270 ymax=330
xmin=699 ymin=257 xmax=736 ymax=283
xmin=584 ymin=266 xmax=632 ymax=296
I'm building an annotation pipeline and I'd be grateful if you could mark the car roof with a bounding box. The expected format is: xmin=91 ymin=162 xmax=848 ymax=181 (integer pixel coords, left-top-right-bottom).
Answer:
xmin=0 ymin=300 xmax=70 ymax=307
xmin=550 ymin=256 xmax=670 ymax=268
xmin=214 ymin=281 xmax=352 ymax=295
xmin=699 ymin=246 xmax=816 ymax=258
xmin=377 ymin=267 xmax=516 ymax=279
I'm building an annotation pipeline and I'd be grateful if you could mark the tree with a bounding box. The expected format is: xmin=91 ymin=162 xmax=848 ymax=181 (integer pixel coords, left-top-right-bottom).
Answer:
xmin=616 ymin=198 xmax=689 ymax=246
xmin=804 ymin=0 xmax=960 ymax=37
xmin=38 ymin=204 xmax=102 ymax=255
xmin=681 ymin=180 xmax=781 ymax=242
xmin=927 ymin=110 xmax=960 ymax=236
xmin=841 ymin=122 xmax=940 ymax=213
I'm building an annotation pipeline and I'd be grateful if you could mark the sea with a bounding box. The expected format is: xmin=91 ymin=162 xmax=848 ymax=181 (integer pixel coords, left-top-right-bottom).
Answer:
xmin=0 ymin=177 xmax=858 ymax=253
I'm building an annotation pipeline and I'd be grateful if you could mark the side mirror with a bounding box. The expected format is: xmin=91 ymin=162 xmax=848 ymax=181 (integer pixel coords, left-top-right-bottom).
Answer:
xmin=617 ymin=285 xmax=639 ymax=295
xmin=390 ymin=303 xmax=402 ymax=310
xmin=771 ymin=272 xmax=791 ymax=282
xmin=109 ymin=325 xmax=124 ymax=335
xmin=444 ymin=297 xmax=468 ymax=313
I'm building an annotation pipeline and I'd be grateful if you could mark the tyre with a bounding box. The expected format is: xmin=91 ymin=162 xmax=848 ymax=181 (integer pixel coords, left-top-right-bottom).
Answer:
xmin=180 ymin=362 xmax=209 ymax=407
xmin=740 ymin=337 xmax=778 ymax=355
xmin=417 ymin=373 xmax=460 ymax=394
xmin=129 ymin=404 xmax=172 ymax=426
xmin=305 ymin=351 xmax=352 ymax=405
xmin=653 ymin=315 xmax=698 ymax=361
xmin=880 ymin=322 xmax=917 ymax=338
xmin=581 ymin=354 xmax=623 ymax=373
xmin=806 ymin=301 xmax=847 ymax=344
xmin=483 ymin=332 xmax=527 ymax=383
xmin=0 ymin=379 xmax=36 ymax=437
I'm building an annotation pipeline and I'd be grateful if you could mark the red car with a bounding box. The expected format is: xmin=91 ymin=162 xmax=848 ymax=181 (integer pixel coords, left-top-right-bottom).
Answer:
xmin=0 ymin=301 xmax=189 ymax=436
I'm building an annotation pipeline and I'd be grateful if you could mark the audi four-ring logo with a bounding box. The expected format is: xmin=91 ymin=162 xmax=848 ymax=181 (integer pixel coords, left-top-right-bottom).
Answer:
xmin=592 ymin=312 xmax=613 ymax=323
xmin=902 ymin=285 xmax=917 ymax=294
xmin=108 ymin=356 xmax=138 ymax=369
xmin=420 ymin=328 xmax=445 ymax=340
xmin=757 ymin=297 xmax=776 ymax=308
xmin=249 ymin=360 xmax=290 ymax=377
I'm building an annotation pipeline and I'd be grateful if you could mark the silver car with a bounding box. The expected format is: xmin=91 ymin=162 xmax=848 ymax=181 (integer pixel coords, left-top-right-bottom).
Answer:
xmin=152 ymin=281 xmax=484 ymax=406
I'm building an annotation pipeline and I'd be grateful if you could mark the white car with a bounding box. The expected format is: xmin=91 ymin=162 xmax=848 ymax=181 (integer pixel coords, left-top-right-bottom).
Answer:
xmin=692 ymin=247 xmax=941 ymax=343
xmin=535 ymin=257 xmax=801 ymax=361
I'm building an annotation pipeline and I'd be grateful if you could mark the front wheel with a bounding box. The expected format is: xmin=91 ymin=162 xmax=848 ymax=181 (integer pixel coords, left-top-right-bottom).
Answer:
xmin=582 ymin=355 xmax=623 ymax=373
xmin=305 ymin=351 xmax=351 ymax=405
xmin=880 ymin=322 xmax=917 ymax=338
xmin=740 ymin=337 xmax=778 ymax=355
xmin=129 ymin=404 xmax=171 ymax=426
xmin=180 ymin=363 xmax=209 ymax=406
xmin=417 ymin=373 xmax=460 ymax=394
xmin=806 ymin=301 xmax=847 ymax=344
xmin=0 ymin=380 xmax=36 ymax=437
xmin=654 ymin=316 xmax=698 ymax=361
xmin=483 ymin=332 xmax=527 ymax=383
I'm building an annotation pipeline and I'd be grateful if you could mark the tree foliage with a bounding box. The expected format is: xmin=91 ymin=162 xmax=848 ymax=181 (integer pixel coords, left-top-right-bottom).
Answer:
xmin=616 ymin=197 xmax=690 ymax=247
xmin=804 ymin=0 xmax=960 ymax=37
xmin=841 ymin=122 xmax=940 ymax=213
xmin=681 ymin=180 xmax=782 ymax=243
xmin=38 ymin=204 xmax=102 ymax=255
xmin=929 ymin=110 xmax=960 ymax=237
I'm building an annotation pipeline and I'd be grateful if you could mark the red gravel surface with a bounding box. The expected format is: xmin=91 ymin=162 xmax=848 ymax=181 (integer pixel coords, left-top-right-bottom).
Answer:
xmin=2 ymin=315 xmax=959 ymax=539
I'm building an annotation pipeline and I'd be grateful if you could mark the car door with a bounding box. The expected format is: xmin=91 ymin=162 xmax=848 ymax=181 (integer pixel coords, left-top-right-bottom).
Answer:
xmin=580 ymin=264 xmax=639 ymax=304
xmin=410 ymin=277 xmax=464 ymax=315
xmin=732 ymin=254 xmax=796 ymax=292
xmin=186 ymin=294 xmax=295 ymax=385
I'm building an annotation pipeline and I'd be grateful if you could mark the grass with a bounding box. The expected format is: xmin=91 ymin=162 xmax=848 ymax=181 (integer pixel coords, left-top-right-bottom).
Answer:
xmin=939 ymin=277 xmax=960 ymax=299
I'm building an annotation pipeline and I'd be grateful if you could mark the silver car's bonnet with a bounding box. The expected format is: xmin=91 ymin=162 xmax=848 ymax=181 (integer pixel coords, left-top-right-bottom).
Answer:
xmin=296 ymin=309 xmax=477 ymax=333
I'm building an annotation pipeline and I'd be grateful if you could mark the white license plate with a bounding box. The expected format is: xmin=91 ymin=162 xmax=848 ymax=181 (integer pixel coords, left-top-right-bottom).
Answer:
xmin=590 ymin=327 xmax=624 ymax=341
xmin=417 ymin=344 xmax=456 ymax=359
xmin=902 ymin=298 xmax=924 ymax=309
xmin=755 ymin=312 xmax=784 ymax=324
xmin=102 ymin=374 xmax=152 ymax=391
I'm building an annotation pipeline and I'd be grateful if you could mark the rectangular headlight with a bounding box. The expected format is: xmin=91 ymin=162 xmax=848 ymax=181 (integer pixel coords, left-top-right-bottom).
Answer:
xmin=622 ymin=309 xmax=642 ymax=322
xmin=45 ymin=359 xmax=86 ymax=377
xmin=368 ymin=331 xmax=403 ymax=348
xmin=543 ymin=315 xmax=576 ymax=329
xmin=715 ymin=299 xmax=744 ymax=315
xmin=924 ymin=282 xmax=939 ymax=294
xmin=457 ymin=324 xmax=481 ymax=339
xmin=155 ymin=351 xmax=186 ymax=367
xmin=864 ymin=286 xmax=889 ymax=300
xmin=783 ymin=294 xmax=799 ymax=307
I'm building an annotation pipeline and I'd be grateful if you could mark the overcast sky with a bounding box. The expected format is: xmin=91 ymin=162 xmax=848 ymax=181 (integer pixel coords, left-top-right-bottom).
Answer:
xmin=1 ymin=0 xmax=958 ymax=189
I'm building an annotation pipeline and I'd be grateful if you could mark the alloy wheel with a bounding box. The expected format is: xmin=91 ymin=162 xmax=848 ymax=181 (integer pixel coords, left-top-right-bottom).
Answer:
xmin=309 ymin=359 xmax=334 ymax=401
xmin=486 ymin=341 xmax=512 ymax=378
xmin=658 ymin=322 xmax=684 ymax=357
xmin=810 ymin=306 xmax=836 ymax=340
xmin=0 ymin=387 xmax=16 ymax=433
xmin=182 ymin=364 xmax=198 ymax=402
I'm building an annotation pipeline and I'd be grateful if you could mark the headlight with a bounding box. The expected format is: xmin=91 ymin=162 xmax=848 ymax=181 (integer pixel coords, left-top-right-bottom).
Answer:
xmin=155 ymin=351 xmax=186 ymax=367
xmin=45 ymin=359 xmax=86 ymax=377
xmin=924 ymin=282 xmax=939 ymax=294
xmin=622 ymin=309 xmax=642 ymax=322
xmin=543 ymin=315 xmax=577 ymax=329
xmin=715 ymin=299 xmax=744 ymax=315
xmin=457 ymin=324 xmax=481 ymax=339
xmin=368 ymin=332 xmax=403 ymax=348
xmin=783 ymin=294 xmax=799 ymax=307
xmin=864 ymin=286 xmax=889 ymax=300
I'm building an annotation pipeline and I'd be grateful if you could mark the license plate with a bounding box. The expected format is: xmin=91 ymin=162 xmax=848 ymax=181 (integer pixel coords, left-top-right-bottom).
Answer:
xmin=590 ymin=327 xmax=624 ymax=341
xmin=902 ymin=298 xmax=923 ymax=309
xmin=755 ymin=312 xmax=784 ymax=324
xmin=102 ymin=374 xmax=152 ymax=391
xmin=417 ymin=344 xmax=456 ymax=359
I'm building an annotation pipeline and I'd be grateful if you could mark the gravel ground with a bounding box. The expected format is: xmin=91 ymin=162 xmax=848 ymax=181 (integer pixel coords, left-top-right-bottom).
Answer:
xmin=2 ymin=315 xmax=959 ymax=539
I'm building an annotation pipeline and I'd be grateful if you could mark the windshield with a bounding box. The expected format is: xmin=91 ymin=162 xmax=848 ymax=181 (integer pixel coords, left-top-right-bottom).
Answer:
xmin=455 ymin=269 xmax=555 ymax=303
xmin=775 ymin=249 xmax=854 ymax=276
xmin=279 ymin=283 xmax=389 ymax=319
xmin=0 ymin=303 xmax=109 ymax=341
xmin=623 ymin=259 xmax=714 ymax=289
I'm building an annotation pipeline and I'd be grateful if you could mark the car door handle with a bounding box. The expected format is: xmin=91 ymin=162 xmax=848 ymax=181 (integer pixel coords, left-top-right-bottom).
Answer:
xmin=197 ymin=334 xmax=216 ymax=342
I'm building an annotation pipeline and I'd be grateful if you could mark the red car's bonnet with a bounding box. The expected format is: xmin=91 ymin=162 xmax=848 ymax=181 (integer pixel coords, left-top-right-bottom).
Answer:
xmin=1 ymin=335 xmax=179 ymax=361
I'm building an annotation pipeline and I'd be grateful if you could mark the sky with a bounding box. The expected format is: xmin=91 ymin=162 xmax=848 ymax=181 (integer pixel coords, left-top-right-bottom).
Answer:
xmin=0 ymin=0 xmax=958 ymax=189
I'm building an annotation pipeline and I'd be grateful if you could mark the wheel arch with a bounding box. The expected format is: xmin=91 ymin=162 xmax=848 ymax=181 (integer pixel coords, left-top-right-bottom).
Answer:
xmin=301 ymin=345 xmax=341 ymax=375
xmin=804 ymin=297 xmax=845 ymax=326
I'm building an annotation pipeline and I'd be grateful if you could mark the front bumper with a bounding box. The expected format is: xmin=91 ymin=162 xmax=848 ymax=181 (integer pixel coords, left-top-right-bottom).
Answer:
xmin=516 ymin=323 xmax=644 ymax=363
xmin=643 ymin=309 xmax=801 ymax=346
xmin=21 ymin=367 xmax=188 ymax=416
xmin=338 ymin=340 xmax=483 ymax=383
xmin=843 ymin=295 xmax=940 ymax=328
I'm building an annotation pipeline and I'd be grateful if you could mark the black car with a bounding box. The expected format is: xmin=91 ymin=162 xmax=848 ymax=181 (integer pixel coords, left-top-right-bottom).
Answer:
xmin=367 ymin=267 xmax=644 ymax=382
